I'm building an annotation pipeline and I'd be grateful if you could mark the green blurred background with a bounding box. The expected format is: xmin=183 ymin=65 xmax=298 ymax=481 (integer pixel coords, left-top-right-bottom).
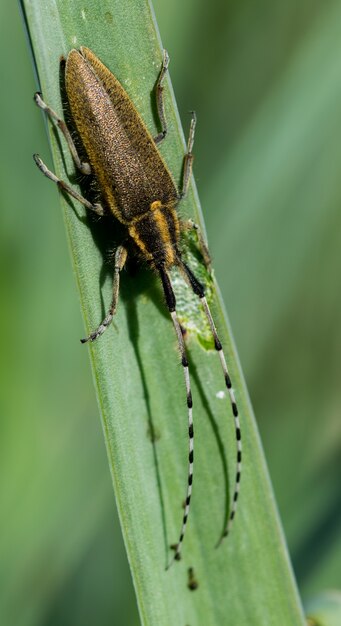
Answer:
xmin=1 ymin=1 xmax=341 ymax=624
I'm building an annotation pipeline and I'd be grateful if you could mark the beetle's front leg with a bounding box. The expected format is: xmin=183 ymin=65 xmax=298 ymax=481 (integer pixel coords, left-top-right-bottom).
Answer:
xmin=81 ymin=246 xmax=128 ymax=343
xmin=180 ymin=218 xmax=211 ymax=271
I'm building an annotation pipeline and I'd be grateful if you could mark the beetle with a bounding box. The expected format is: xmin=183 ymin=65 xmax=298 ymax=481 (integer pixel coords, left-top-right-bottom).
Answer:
xmin=33 ymin=47 xmax=242 ymax=565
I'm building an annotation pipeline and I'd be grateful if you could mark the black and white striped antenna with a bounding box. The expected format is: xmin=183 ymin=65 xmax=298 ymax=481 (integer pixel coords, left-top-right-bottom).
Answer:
xmin=161 ymin=260 xmax=242 ymax=565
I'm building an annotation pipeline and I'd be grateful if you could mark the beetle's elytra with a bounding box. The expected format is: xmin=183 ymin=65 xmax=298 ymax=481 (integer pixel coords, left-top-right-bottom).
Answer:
xmin=34 ymin=47 xmax=242 ymax=566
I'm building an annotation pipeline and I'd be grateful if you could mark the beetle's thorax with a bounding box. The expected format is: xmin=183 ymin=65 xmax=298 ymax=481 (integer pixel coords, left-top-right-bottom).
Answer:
xmin=128 ymin=200 xmax=180 ymax=268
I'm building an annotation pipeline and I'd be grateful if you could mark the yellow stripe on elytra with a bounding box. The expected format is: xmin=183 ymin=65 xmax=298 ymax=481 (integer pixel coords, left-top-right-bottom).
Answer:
xmin=128 ymin=201 xmax=176 ymax=265
xmin=153 ymin=207 xmax=175 ymax=266
xmin=128 ymin=224 xmax=153 ymax=260
xmin=150 ymin=200 xmax=162 ymax=212
xmin=128 ymin=200 xmax=163 ymax=226
xmin=99 ymin=180 xmax=131 ymax=224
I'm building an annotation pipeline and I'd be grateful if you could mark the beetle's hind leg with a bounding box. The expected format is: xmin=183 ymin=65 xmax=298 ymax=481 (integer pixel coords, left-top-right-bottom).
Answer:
xmin=34 ymin=92 xmax=91 ymax=175
xmin=153 ymin=52 xmax=196 ymax=200
xmin=33 ymin=154 xmax=104 ymax=216
xmin=81 ymin=246 xmax=128 ymax=344
xmin=153 ymin=50 xmax=170 ymax=144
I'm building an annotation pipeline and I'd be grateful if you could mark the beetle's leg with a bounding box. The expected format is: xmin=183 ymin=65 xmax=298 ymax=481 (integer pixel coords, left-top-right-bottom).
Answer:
xmin=179 ymin=114 xmax=211 ymax=269
xmin=153 ymin=50 xmax=170 ymax=144
xmin=34 ymin=92 xmax=91 ymax=175
xmin=33 ymin=154 xmax=104 ymax=216
xmin=81 ymin=246 xmax=128 ymax=344
xmin=179 ymin=111 xmax=196 ymax=199
xmin=180 ymin=218 xmax=211 ymax=270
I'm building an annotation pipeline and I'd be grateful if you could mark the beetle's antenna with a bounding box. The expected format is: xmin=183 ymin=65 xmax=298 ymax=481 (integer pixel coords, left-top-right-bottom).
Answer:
xmin=179 ymin=260 xmax=242 ymax=545
xmin=158 ymin=266 xmax=194 ymax=567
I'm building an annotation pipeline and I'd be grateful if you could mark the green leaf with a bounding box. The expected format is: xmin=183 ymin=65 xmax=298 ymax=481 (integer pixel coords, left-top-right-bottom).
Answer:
xmin=305 ymin=591 xmax=341 ymax=626
xmin=20 ymin=0 xmax=305 ymax=623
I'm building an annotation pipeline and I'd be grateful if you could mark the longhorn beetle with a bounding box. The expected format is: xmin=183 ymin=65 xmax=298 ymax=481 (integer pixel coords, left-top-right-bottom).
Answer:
xmin=33 ymin=47 xmax=242 ymax=565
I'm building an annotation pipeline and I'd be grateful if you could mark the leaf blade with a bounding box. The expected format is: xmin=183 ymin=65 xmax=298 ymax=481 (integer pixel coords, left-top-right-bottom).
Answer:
xmin=21 ymin=1 xmax=306 ymax=623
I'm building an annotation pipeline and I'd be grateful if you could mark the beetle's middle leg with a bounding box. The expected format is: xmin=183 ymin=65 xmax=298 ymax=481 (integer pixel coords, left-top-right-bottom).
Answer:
xmin=33 ymin=154 xmax=105 ymax=216
xmin=179 ymin=111 xmax=196 ymax=200
xmin=34 ymin=92 xmax=91 ymax=175
xmin=81 ymin=245 xmax=128 ymax=344
xmin=177 ymin=112 xmax=211 ymax=269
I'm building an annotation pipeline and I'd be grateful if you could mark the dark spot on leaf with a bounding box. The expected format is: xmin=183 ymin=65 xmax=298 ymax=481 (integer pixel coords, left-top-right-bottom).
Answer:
xmin=187 ymin=567 xmax=199 ymax=591
xmin=146 ymin=424 xmax=161 ymax=442
xmin=105 ymin=11 xmax=113 ymax=24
